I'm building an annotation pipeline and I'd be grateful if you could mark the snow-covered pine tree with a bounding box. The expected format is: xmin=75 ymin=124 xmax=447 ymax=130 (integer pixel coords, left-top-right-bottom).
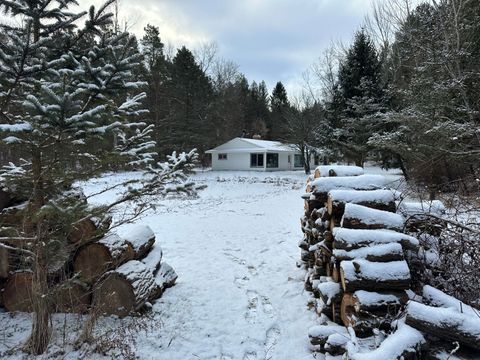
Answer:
xmin=0 ymin=0 xmax=199 ymax=354
xmin=334 ymin=30 xmax=388 ymax=166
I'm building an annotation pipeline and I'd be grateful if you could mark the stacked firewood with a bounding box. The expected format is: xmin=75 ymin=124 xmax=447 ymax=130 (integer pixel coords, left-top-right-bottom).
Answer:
xmin=0 ymin=188 xmax=176 ymax=317
xmin=300 ymin=165 xmax=480 ymax=358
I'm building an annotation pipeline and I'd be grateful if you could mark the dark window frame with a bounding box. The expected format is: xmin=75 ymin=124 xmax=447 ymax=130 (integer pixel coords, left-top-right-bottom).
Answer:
xmin=294 ymin=154 xmax=303 ymax=168
xmin=218 ymin=153 xmax=228 ymax=160
xmin=250 ymin=153 xmax=264 ymax=168
xmin=266 ymin=153 xmax=279 ymax=168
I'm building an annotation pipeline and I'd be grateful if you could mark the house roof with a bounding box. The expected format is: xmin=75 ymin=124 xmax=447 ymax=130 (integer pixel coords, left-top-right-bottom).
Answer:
xmin=206 ymin=137 xmax=297 ymax=153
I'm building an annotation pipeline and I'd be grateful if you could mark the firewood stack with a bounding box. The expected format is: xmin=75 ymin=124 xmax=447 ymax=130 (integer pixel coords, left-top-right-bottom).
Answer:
xmin=301 ymin=166 xmax=414 ymax=354
xmin=301 ymin=166 xmax=480 ymax=358
xmin=0 ymin=189 xmax=176 ymax=318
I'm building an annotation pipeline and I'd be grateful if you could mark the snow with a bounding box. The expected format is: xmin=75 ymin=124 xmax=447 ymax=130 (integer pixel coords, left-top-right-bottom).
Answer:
xmin=333 ymin=243 xmax=403 ymax=261
xmin=140 ymin=242 xmax=163 ymax=271
xmin=315 ymin=165 xmax=364 ymax=177
xmin=310 ymin=174 xmax=397 ymax=194
xmin=354 ymin=290 xmax=404 ymax=307
xmin=332 ymin=228 xmax=419 ymax=250
xmin=341 ymin=259 xmax=411 ymax=281
xmin=349 ymin=323 xmax=425 ymax=360
xmin=397 ymin=200 xmax=445 ymax=217
xmin=317 ymin=282 xmax=341 ymax=305
xmin=328 ymin=189 xmax=395 ymax=204
xmin=98 ymin=233 xmax=129 ymax=258
xmin=422 ymin=285 xmax=480 ymax=318
xmin=0 ymin=166 xmax=403 ymax=359
xmin=341 ymin=203 xmax=405 ymax=230
xmin=407 ymin=301 xmax=480 ymax=338
xmin=117 ymin=224 xmax=155 ymax=253
xmin=308 ymin=324 xmax=348 ymax=338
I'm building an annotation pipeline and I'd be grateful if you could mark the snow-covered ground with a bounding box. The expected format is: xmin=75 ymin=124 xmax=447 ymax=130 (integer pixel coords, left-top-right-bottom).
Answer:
xmin=0 ymin=167 xmax=403 ymax=359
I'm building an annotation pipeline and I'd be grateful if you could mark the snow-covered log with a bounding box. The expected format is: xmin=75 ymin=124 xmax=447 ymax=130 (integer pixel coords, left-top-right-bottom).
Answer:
xmin=349 ymin=323 xmax=425 ymax=360
xmin=405 ymin=301 xmax=480 ymax=350
xmin=68 ymin=218 xmax=99 ymax=244
xmin=120 ymin=225 xmax=156 ymax=260
xmin=308 ymin=324 xmax=348 ymax=347
xmin=324 ymin=332 xmax=350 ymax=356
xmin=317 ymin=281 xmax=343 ymax=306
xmin=140 ymin=242 xmax=163 ymax=275
xmin=422 ymin=285 xmax=480 ymax=318
xmin=314 ymin=165 xmax=364 ymax=178
xmin=396 ymin=200 xmax=445 ymax=218
xmin=2 ymin=271 xmax=33 ymax=312
xmin=73 ymin=233 xmax=135 ymax=283
xmin=327 ymin=189 xmax=396 ymax=218
xmin=332 ymin=228 xmax=419 ymax=251
xmin=340 ymin=260 xmax=411 ymax=292
xmin=310 ymin=175 xmax=393 ymax=202
xmin=341 ymin=204 xmax=404 ymax=231
xmin=148 ymin=262 xmax=178 ymax=302
xmin=92 ymin=260 xmax=157 ymax=317
xmin=333 ymin=243 xmax=404 ymax=262
xmin=348 ymin=290 xmax=409 ymax=313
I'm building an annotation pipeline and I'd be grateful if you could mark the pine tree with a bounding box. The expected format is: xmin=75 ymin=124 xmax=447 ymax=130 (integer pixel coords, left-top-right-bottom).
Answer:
xmin=269 ymin=81 xmax=290 ymax=140
xmin=335 ymin=29 xmax=388 ymax=166
xmin=0 ymin=0 xmax=199 ymax=354
xmin=161 ymin=46 xmax=213 ymax=158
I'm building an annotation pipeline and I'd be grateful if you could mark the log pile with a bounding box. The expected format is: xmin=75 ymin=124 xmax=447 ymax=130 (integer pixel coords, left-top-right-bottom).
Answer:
xmin=301 ymin=165 xmax=480 ymax=359
xmin=0 ymin=189 xmax=176 ymax=318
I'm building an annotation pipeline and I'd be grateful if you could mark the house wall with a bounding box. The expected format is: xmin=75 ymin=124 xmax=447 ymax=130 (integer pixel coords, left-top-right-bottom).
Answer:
xmin=211 ymin=151 xmax=312 ymax=171
xmin=211 ymin=152 xmax=253 ymax=171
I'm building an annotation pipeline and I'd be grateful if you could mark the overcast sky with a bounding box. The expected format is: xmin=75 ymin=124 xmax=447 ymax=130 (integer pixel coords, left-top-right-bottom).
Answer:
xmin=90 ymin=0 xmax=374 ymax=95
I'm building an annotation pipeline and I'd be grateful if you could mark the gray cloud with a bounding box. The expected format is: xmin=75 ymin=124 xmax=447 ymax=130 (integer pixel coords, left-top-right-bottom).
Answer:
xmin=91 ymin=0 xmax=373 ymax=95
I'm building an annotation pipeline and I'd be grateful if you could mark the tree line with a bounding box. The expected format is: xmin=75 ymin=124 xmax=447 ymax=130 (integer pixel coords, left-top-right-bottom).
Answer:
xmin=296 ymin=0 xmax=479 ymax=197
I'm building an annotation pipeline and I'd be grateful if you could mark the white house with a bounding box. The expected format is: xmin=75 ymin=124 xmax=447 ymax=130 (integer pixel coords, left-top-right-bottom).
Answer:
xmin=206 ymin=137 xmax=316 ymax=171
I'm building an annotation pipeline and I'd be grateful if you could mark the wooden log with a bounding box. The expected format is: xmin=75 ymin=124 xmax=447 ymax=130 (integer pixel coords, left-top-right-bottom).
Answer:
xmin=0 ymin=247 xmax=9 ymax=278
xmin=341 ymin=203 xmax=404 ymax=231
xmin=3 ymin=271 xmax=33 ymax=312
xmin=317 ymin=280 xmax=343 ymax=305
xmin=73 ymin=233 xmax=135 ymax=283
xmin=68 ymin=216 xmax=111 ymax=245
xmin=310 ymin=175 xmax=392 ymax=203
xmin=332 ymin=228 xmax=419 ymax=251
xmin=339 ymin=259 xmax=411 ymax=292
xmin=92 ymin=260 xmax=157 ymax=317
xmin=327 ymin=189 xmax=396 ymax=218
xmin=308 ymin=324 xmax=348 ymax=347
xmin=333 ymin=243 xmax=404 ymax=262
xmin=406 ymin=301 xmax=480 ymax=350
xmin=349 ymin=290 xmax=409 ymax=313
xmin=314 ymin=165 xmax=364 ymax=179
xmin=422 ymin=285 xmax=479 ymax=317
xmin=325 ymin=332 xmax=349 ymax=356
xmin=148 ymin=262 xmax=178 ymax=302
xmin=120 ymin=225 xmax=156 ymax=260
xmin=349 ymin=324 xmax=425 ymax=360
xmin=53 ymin=281 xmax=91 ymax=313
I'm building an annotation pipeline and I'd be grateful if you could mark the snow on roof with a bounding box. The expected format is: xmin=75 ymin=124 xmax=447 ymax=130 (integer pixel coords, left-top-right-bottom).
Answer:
xmin=206 ymin=137 xmax=296 ymax=153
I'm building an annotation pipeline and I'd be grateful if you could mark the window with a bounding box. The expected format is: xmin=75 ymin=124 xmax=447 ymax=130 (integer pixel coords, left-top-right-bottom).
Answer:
xmin=218 ymin=153 xmax=227 ymax=160
xmin=294 ymin=154 xmax=303 ymax=168
xmin=266 ymin=153 xmax=279 ymax=168
xmin=314 ymin=154 xmax=321 ymax=166
xmin=250 ymin=153 xmax=264 ymax=167
xmin=288 ymin=155 xmax=291 ymax=163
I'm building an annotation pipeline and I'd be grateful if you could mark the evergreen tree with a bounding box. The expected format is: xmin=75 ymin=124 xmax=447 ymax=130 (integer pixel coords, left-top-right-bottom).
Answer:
xmin=335 ymin=29 xmax=388 ymax=166
xmin=0 ymin=0 xmax=199 ymax=354
xmin=162 ymin=46 xmax=213 ymax=157
xmin=269 ymin=81 xmax=290 ymax=140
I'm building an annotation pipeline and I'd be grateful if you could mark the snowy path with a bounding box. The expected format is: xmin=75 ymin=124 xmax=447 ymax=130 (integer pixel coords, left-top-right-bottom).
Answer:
xmin=127 ymin=171 xmax=317 ymax=359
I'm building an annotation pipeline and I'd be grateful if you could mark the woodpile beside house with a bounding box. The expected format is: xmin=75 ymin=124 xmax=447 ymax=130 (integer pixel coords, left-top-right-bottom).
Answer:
xmin=300 ymin=165 xmax=480 ymax=359
xmin=0 ymin=192 xmax=176 ymax=317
